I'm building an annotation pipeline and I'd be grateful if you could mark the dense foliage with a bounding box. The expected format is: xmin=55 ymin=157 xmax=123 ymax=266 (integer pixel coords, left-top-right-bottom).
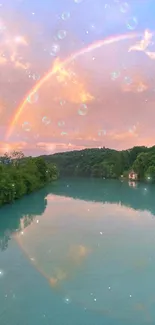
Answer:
xmin=0 ymin=151 xmax=59 ymax=206
xmin=41 ymin=145 xmax=155 ymax=182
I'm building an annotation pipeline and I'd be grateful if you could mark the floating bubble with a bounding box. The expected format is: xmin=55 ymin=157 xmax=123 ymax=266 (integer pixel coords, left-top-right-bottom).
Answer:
xmin=26 ymin=71 xmax=40 ymax=81
xmin=31 ymin=73 xmax=40 ymax=81
xmin=89 ymin=23 xmax=96 ymax=32
xmin=64 ymin=296 xmax=71 ymax=304
xmin=124 ymin=76 xmax=132 ymax=85
xmin=22 ymin=122 xmax=31 ymax=132
xmin=27 ymin=91 xmax=38 ymax=104
xmin=0 ymin=269 xmax=4 ymax=277
xmin=60 ymin=99 xmax=66 ymax=106
xmin=42 ymin=116 xmax=51 ymax=125
xmin=58 ymin=120 xmax=65 ymax=127
xmin=0 ymin=21 xmax=6 ymax=32
xmin=74 ymin=0 xmax=83 ymax=3
xmin=61 ymin=11 xmax=70 ymax=20
xmin=126 ymin=17 xmax=138 ymax=30
xmin=50 ymin=43 xmax=60 ymax=56
xmin=78 ymin=103 xmax=88 ymax=116
xmin=61 ymin=131 xmax=68 ymax=135
xmin=119 ymin=2 xmax=129 ymax=13
xmin=57 ymin=30 xmax=67 ymax=40
xmin=98 ymin=129 xmax=106 ymax=136
xmin=111 ymin=71 xmax=120 ymax=81
xmin=105 ymin=3 xmax=110 ymax=9
xmin=34 ymin=134 xmax=39 ymax=139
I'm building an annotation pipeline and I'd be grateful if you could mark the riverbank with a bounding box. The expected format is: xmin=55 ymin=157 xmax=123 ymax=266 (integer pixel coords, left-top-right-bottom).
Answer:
xmin=0 ymin=153 xmax=58 ymax=207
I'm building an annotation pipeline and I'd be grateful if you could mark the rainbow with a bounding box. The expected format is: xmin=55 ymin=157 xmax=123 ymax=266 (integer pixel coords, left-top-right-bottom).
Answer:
xmin=6 ymin=32 xmax=141 ymax=140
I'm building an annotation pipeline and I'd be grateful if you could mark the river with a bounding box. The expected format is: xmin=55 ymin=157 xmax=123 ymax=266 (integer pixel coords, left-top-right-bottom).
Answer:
xmin=0 ymin=178 xmax=155 ymax=325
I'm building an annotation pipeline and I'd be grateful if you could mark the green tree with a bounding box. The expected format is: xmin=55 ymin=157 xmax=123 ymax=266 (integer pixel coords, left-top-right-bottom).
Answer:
xmin=145 ymin=166 xmax=155 ymax=182
xmin=132 ymin=152 xmax=149 ymax=179
xmin=0 ymin=152 xmax=59 ymax=207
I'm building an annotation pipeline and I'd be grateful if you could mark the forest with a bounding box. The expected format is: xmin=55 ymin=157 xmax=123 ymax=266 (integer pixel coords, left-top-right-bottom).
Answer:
xmin=0 ymin=151 xmax=58 ymax=206
xmin=41 ymin=145 xmax=155 ymax=182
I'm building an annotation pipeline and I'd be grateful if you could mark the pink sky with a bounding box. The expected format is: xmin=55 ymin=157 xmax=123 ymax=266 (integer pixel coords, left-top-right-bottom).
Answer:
xmin=0 ymin=5 xmax=155 ymax=156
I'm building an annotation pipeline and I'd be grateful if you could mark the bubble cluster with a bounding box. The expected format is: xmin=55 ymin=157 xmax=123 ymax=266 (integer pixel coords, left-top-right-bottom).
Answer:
xmin=78 ymin=103 xmax=88 ymax=116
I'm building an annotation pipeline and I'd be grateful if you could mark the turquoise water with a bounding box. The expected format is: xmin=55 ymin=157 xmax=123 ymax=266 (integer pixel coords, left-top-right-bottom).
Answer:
xmin=1 ymin=178 xmax=155 ymax=324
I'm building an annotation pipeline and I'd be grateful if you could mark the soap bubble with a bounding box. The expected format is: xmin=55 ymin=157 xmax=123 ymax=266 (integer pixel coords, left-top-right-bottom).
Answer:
xmin=50 ymin=43 xmax=60 ymax=56
xmin=34 ymin=134 xmax=39 ymax=139
xmin=126 ymin=17 xmax=138 ymax=30
xmin=22 ymin=122 xmax=31 ymax=132
xmin=60 ymin=99 xmax=66 ymax=106
xmin=0 ymin=20 xmax=6 ymax=32
xmin=124 ymin=76 xmax=132 ymax=85
xmin=0 ymin=269 xmax=4 ymax=277
xmin=64 ymin=296 xmax=71 ymax=304
xmin=42 ymin=116 xmax=51 ymax=125
xmin=111 ymin=71 xmax=120 ymax=81
xmin=74 ymin=0 xmax=83 ymax=3
xmin=98 ymin=129 xmax=106 ymax=136
xmin=31 ymin=73 xmax=40 ymax=81
xmin=61 ymin=131 xmax=68 ymax=135
xmin=78 ymin=103 xmax=88 ymax=116
xmin=119 ymin=2 xmax=129 ymax=13
xmin=89 ymin=23 xmax=96 ymax=32
xmin=61 ymin=11 xmax=70 ymax=20
xmin=57 ymin=30 xmax=67 ymax=40
xmin=58 ymin=120 xmax=65 ymax=127
xmin=27 ymin=91 xmax=38 ymax=104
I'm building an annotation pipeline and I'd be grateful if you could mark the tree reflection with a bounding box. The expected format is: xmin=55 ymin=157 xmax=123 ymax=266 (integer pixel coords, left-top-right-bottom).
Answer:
xmin=1 ymin=178 xmax=155 ymax=251
xmin=0 ymin=186 xmax=50 ymax=251
xmin=50 ymin=178 xmax=155 ymax=216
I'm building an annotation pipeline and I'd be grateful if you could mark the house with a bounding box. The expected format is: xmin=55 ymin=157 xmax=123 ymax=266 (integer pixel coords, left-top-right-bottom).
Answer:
xmin=128 ymin=170 xmax=138 ymax=180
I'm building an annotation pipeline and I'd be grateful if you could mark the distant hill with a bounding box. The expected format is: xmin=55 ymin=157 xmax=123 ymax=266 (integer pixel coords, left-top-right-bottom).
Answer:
xmin=40 ymin=145 xmax=155 ymax=181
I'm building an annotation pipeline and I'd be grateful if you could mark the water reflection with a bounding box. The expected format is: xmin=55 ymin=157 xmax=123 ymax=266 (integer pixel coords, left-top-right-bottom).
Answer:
xmin=0 ymin=188 xmax=48 ymax=251
xmin=1 ymin=179 xmax=155 ymax=322
xmin=1 ymin=178 xmax=155 ymax=250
